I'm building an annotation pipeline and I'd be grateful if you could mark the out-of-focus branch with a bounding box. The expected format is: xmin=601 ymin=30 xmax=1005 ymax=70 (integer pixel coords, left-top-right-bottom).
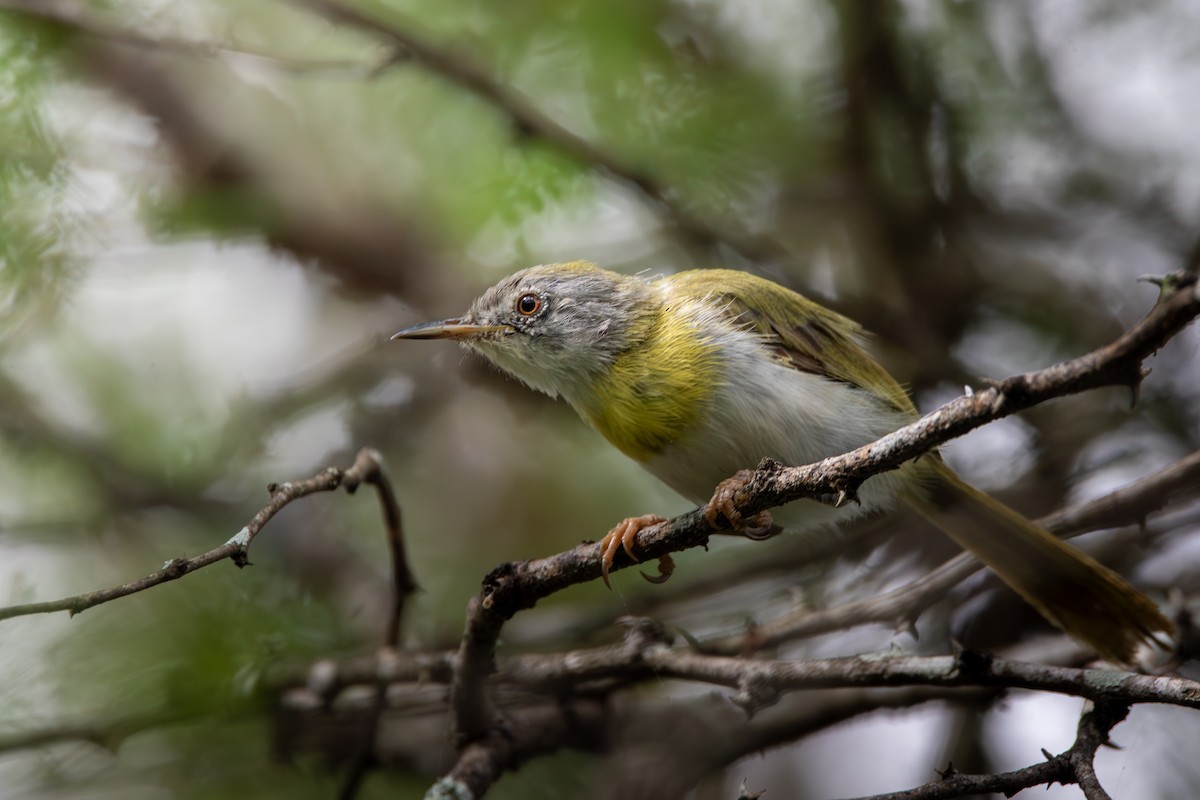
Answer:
xmin=87 ymin=45 xmax=449 ymax=305
xmin=425 ymin=699 xmax=607 ymax=800
xmin=289 ymin=0 xmax=790 ymax=264
xmin=446 ymin=272 xmax=1198 ymax=743
xmin=0 ymin=0 xmax=392 ymax=77
xmin=0 ymin=709 xmax=193 ymax=754
xmin=0 ymin=448 xmax=398 ymax=622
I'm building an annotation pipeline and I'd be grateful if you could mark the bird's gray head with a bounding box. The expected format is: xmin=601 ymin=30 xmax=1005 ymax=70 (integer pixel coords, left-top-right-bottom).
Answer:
xmin=392 ymin=261 xmax=653 ymax=399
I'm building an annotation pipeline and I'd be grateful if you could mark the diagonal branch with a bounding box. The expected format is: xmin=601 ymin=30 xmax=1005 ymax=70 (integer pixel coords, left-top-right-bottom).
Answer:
xmin=698 ymin=447 xmax=1200 ymax=655
xmin=288 ymin=0 xmax=789 ymax=263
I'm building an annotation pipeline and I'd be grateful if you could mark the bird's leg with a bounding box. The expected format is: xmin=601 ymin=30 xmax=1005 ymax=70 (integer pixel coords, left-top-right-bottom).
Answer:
xmin=703 ymin=470 xmax=775 ymax=540
xmin=598 ymin=514 xmax=670 ymax=588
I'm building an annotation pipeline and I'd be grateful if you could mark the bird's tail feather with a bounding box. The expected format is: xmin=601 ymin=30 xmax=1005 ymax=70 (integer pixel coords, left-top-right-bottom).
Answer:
xmin=905 ymin=458 xmax=1173 ymax=664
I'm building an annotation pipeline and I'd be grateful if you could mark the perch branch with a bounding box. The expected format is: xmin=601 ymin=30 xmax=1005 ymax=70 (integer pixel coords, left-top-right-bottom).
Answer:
xmin=699 ymin=447 xmax=1200 ymax=654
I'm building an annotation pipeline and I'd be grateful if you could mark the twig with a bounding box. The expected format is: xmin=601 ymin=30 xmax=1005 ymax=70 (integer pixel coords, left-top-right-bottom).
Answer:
xmin=445 ymin=272 xmax=1199 ymax=743
xmin=341 ymin=448 xmax=416 ymax=646
xmin=844 ymin=700 xmax=1129 ymax=800
xmin=336 ymin=449 xmax=417 ymax=800
xmin=0 ymin=448 xmax=397 ymax=622
xmin=0 ymin=709 xmax=191 ymax=754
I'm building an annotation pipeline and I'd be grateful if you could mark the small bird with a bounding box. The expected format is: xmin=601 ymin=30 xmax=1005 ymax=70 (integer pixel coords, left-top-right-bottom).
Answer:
xmin=393 ymin=261 xmax=1172 ymax=663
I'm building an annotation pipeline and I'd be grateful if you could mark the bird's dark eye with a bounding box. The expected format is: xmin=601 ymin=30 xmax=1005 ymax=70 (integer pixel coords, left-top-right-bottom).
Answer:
xmin=516 ymin=293 xmax=542 ymax=316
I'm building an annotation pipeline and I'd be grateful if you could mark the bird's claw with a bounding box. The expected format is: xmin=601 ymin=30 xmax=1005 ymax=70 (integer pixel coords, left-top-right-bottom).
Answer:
xmin=703 ymin=470 xmax=774 ymax=539
xmin=598 ymin=514 xmax=668 ymax=588
xmin=640 ymin=554 xmax=675 ymax=584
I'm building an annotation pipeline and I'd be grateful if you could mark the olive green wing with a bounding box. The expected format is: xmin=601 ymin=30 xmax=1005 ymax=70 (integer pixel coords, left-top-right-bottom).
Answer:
xmin=667 ymin=269 xmax=916 ymax=416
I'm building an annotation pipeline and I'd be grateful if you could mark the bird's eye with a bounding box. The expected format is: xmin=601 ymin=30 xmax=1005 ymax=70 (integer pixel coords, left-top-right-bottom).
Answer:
xmin=516 ymin=293 xmax=542 ymax=316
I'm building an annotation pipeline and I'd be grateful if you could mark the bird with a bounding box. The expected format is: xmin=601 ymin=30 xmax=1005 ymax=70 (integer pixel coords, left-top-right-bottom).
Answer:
xmin=392 ymin=260 xmax=1173 ymax=663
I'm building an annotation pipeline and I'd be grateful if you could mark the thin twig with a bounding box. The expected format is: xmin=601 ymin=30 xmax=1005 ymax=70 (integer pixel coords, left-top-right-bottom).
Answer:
xmin=0 ymin=448 xmax=395 ymax=622
xmin=843 ymin=700 xmax=1129 ymax=800
xmin=335 ymin=449 xmax=417 ymax=800
xmin=0 ymin=710 xmax=192 ymax=754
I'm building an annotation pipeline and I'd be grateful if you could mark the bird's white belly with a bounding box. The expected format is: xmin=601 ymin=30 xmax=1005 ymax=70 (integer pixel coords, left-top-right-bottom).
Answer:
xmin=643 ymin=336 xmax=915 ymax=529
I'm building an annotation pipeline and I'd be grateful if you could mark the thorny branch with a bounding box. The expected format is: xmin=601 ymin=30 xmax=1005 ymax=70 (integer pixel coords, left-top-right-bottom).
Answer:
xmin=845 ymin=700 xmax=1129 ymax=800
xmin=0 ymin=448 xmax=404 ymax=622
xmin=698 ymin=448 xmax=1200 ymax=655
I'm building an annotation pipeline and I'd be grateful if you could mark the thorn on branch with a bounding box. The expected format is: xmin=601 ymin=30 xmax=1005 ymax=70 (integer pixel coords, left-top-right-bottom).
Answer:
xmin=894 ymin=616 xmax=919 ymax=641
xmin=834 ymin=485 xmax=861 ymax=508
xmin=936 ymin=761 xmax=958 ymax=780
xmin=737 ymin=778 xmax=766 ymax=799
xmin=734 ymin=673 xmax=781 ymax=718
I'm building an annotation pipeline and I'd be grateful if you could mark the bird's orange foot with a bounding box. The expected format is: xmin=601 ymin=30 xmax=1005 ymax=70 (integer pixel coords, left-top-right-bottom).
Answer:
xmin=703 ymin=470 xmax=774 ymax=540
xmin=599 ymin=514 xmax=668 ymax=589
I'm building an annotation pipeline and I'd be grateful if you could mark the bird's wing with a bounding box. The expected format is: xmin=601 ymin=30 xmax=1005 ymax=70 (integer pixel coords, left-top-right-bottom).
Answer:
xmin=666 ymin=269 xmax=916 ymax=416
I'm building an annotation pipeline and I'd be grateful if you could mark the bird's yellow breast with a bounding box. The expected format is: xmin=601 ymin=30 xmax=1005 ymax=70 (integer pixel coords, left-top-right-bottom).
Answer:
xmin=576 ymin=302 xmax=720 ymax=462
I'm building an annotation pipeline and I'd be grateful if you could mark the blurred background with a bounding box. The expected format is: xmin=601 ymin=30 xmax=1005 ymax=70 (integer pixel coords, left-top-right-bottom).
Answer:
xmin=1 ymin=0 xmax=1199 ymax=797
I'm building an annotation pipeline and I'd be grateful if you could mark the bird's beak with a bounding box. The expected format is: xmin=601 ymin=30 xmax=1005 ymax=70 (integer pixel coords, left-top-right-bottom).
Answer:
xmin=390 ymin=318 xmax=511 ymax=341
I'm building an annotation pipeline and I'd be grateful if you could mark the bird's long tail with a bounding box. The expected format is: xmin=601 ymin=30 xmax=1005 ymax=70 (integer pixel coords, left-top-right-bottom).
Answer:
xmin=905 ymin=458 xmax=1173 ymax=664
